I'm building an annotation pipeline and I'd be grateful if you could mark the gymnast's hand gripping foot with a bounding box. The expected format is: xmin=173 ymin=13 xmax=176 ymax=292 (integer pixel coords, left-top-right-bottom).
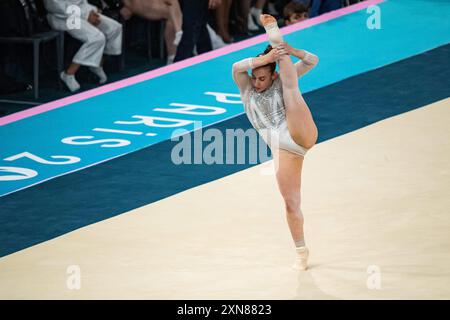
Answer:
xmin=231 ymin=14 xmax=319 ymax=271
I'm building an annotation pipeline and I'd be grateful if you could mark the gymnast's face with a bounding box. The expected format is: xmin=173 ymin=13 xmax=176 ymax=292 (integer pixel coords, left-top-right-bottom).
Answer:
xmin=251 ymin=67 xmax=277 ymax=93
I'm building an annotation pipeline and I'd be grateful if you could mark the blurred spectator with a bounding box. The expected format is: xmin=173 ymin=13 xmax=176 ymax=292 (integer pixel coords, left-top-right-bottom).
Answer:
xmin=266 ymin=0 xmax=280 ymax=16
xmin=215 ymin=0 xmax=281 ymax=41
xmin=233 ymin=0 xmax=252 ymax=36
xmin=283 ymin=1 xmax=309 ymax=25
xmin=174 ymin=0 xmax=221 ymax=62
xmin=215 ymin=0 xmax=233 ymax=43
xmin=120 ymin=0 xmax=183 ymax=65
xmin=89 ymin=0 xmax=123 ymax=16
xmin=291 ymin=0 xmax=310 ymax=5
xmin=308 ymin=0 xmax=342 ymax=18
xmin=247 ymin=0 xmax=281 ymax=31
xmin=248 ymin=0 xmax=267 ymax=31
xmin=206 ymin=25 xmax=227 ymax=50
xmin=0 ymin=0 xmax=359 ymax=101
xmin=44 ymin=0 xmax=123 ymax=92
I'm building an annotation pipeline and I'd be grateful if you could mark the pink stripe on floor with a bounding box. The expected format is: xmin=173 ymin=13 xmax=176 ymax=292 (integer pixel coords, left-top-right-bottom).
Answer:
xmin=0 ymin=0 xmax=385 ymax=126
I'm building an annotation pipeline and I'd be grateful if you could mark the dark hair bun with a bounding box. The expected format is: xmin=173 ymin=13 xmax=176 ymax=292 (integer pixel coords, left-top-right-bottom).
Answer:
xmin=264 ymin=45 xmax=273 ymax=54
xmin=254 ymin=45 xmax=276 ymax=74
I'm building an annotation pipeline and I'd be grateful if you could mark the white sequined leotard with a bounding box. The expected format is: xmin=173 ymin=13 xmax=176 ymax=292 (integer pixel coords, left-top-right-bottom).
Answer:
xmin=232 ymin=51 xmax=319 ymax=156
xmin=243 ymin=76 xmax=285 ymax=131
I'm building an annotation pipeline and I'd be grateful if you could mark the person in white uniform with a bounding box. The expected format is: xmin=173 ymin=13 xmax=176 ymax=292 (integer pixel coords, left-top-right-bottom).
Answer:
xmin=232 ymin=14 xmax=319 ymax=271
xmin=44 ymin=0 xmax=123 ymax=91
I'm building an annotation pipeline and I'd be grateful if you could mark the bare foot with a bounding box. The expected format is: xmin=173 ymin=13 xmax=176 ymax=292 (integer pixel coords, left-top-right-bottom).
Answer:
xmin=260 ymin=14 xmax=277 ymax=26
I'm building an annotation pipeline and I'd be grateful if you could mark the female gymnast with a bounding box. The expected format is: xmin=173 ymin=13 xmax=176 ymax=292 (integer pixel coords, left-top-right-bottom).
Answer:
xmin=231 ymin=14 xmax=319 ymax=270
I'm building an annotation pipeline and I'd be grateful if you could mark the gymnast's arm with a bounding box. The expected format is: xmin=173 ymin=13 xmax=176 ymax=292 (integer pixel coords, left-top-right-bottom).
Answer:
xmin=231 ymin=54 xmax=275 ymax=93
xmin=277 ymin=43 xmax=319 ymax=77
xmin=292 ymin=49 xmax=319 ymax=78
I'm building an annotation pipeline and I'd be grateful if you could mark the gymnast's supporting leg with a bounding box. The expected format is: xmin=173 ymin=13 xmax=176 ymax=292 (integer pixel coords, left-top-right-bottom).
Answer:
xmin=261 ymin=14 xmax=318 ymax=149
xmin=261 ymin=14 xmax=313 ymax=270
xmin=273 ymin=148 xmax=309 ymax=270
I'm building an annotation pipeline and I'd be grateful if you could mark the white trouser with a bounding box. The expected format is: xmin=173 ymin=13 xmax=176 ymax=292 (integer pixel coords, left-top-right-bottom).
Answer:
xmin=67 ymin=14 xmax=122 ymax=67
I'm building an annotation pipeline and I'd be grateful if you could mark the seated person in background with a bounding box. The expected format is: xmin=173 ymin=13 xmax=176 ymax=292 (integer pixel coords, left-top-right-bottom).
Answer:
xmin=44 ymin=0 xmax=123 ymax=92
xmin=120 ymin=0 xmax=183 ymax=65
xmin=283 ymin=1 xmax=309 ymax=25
